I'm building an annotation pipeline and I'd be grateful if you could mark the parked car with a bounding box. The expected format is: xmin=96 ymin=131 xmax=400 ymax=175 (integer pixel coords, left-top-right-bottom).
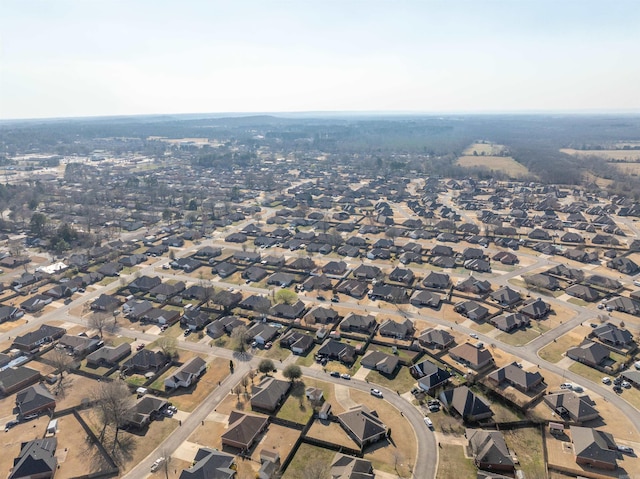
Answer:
xmin=613 ymin=377 xmax=623 ymax=386
xmin=340 ymin=373 xmax=351 ymax=380
xmin=151 ymin=457 xmax=165 ymax=472
xmin=613 ymin=385 xmax=623 ymax=394
xmin=4 ymin=420 xmax=19 ymax=432
xmin=317 ymin=295 xmax=326 ymax=301
xmin=428 ymin=404 xmax=440 ymax=412
xmin=183 ymin=329 xmax=191 ymax=337
xmin=22 ymin=413 xmax=38 ymax=421
xmin=617 ymin=445 xmax=634 ymax=454
xmin=470 ymin=333 xmax=479 ymax=339
xmin=427 ymin=399 xmax=440 ymax=406
xmin=423 ymin=416 xmax=433 ymax=428
xmin=621 ymin=381 xmax=631 ymax=389
xmin=330 ymin=371 xmax=340 ymax=377
xmin=136 ymin=343 xmax=145 ymax=351
xmin=370 ymin=388 xmax=383 ymax=398
xmin=602 ymin=377 xmax=611 ymax=385
xmin=264 ymin=341 xmax=273 ymax=349
xmin=331 ymin=295 xmax=340 ymax=303
xmin=560 ymin=383 xmax=572 ymax=389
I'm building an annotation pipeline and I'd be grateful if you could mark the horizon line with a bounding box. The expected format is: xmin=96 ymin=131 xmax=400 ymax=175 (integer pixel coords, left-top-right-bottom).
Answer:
xmin=2 ymin=108 xmax=640 ymax=123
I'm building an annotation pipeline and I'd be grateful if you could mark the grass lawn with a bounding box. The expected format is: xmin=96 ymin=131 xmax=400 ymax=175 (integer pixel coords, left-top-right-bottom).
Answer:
xmin=436 ymin=444 xmax=476 ymax=479
xmin=254 ymin=344 xmax=292 ymax=361
xmin=469 ymin=321 xmax=495 ymax=334
xmin=568 ymin=362 xmax=605 ymax=384
xmin=504 ymin=427 xmax=545 ymax=479
xmin=567 ymin=297 xmax=589 ymax=307
xmin=296 ymin=344 xmax=322 ymax=367
xmin=125 ymin=374 xmax=147 ymax=387
xmin=276 ymin=394 xmax=314 ymax=424
xmin=538 ymin=338 xmax=574 ymax=363
xmin=79 ymin=361 xmax=111 ymax=376
xmin=210 ymin=335 xmax=232 ymax=349
xmin=497 ymin=322 xmax=549 ymax=346
xmin=169 ymin=357 xmax=230 ymax=412
xmin=368 ymin=343 xmax=420 ymax=363
xmin=366 ymin=366 xmax=416 ymax=394
xmin=282 ymin=444 xmax=335 ymax=479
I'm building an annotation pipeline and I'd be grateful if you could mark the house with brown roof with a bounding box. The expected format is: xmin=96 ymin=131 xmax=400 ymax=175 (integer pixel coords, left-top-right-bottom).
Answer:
xmin=360 ymin=350 xmax=400 ymax=375
xmin=250 ymin=377 xmax=291 ymax=412
xmin=221 ymin=411 xmax=269 ymax=452
xmin=567 ymin=340 xmax=610 ymax=368
xmin=439 ymin=385 xmax=493 ymax=422
xmin=337 ymin=405 xmax=389 ymax=449
xmin=543 ymin=391 xmax=599 ymax=423
xmin=86 ymin=343 xmax=131 ymax=367
xmin=466 ymin=429 xmax=515 ymax=472
xmin=16 ymin=383 xmax=56 ymax=417
xmin=487 ymin=362 xmax=544 ymax=393
xmin=449 ymin=343 xmax=494 ymax=370
xmin=417 ymin=328 xmax=455 ymax=350
xmin=570 ymin=426 xmax=617 ymax=470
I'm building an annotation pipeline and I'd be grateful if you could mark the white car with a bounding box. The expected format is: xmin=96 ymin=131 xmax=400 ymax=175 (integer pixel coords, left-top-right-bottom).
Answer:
xmin=370 ymin=388 xmax=383 ymax=398
xmin=602 ymin=377 xmax=611 ymax=385
xmin=617 ymin=445 xmax=634 ymax=454
xmin=470 ymin=333 xmax=479 ymax=339
xmin=340 ymin=373 xmax=351 ymax=380
xmin=621 ymin=381 xmax=631 ymax=389
xmin=423 ymin=416 xmax=433 ymax=428
xmin=150 ymin=457 xmax=165 ymax=472
xmin=560 ymin=383 xmax=572 ymax=390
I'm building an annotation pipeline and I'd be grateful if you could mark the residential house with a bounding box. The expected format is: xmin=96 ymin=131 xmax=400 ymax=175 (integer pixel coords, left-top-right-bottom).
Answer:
xmin=604 ymin=297 xmax=640 ymax=316
xmin=352 ymin=264 xmax=382 ymax=281
xmin=0 ymin=305 xmax=24 ymax=323
xmin=13 ymin=325 xmax=66 ymax=352
xmin=9 ymin=438 xmax=57 ymax=479
xmin=337 ymin=405 xmax=389 ymax=449
xmin=250 ymin=377 xmax=291 ymax=412
xmin=490 ymin=287 xmax=521 ymax=306
xmin=422 ymin=271 xmax=450 ymax=289
xmin=242 ymin=266 xmax=268 ymax=283
xmin=150 ymin=281 xmax=185 ymax=301
xmin=302 ymin=274 xmax=332 ymax=291
xmin=58 ymin=334 xmax=102 ymax=357
xmin=455 ymin=276 xmax=492 ymax=295
xmin=239 ymin=295 xmax=271 ymax=312
xmin=91 ymin=294 xmax=122 ymax=312
xmin=439 ymin=386 xmax=493 ymax=422
xmin=86 ymin=343 xmax=131 ymax=368
xmin=378 ymin=318 xmax=414 ymax=339
xmin=454 ymin=301 xmax=489 ymax=321
xmin=221 ymin=411 xmax=269 ymax=451
xmin=336 ymin=279 xmax=369 ymax=298
xmin=592 ymin=323 xmax=634 ymax=348
xmin=123 ymin=299 xmax=154 ymax=320
xmin=179 ymin=448 xmax=236 ymax=479
xmin=266 ymin=272 xmax=296 ymax=287
xmin=407 ymin=290 xmax=441 ymax=309
xmin=565 ymin=284 xmax=600 ymax=302
xmin=330 ymin=453 xmax=374 ymax=479
xmin=246 ymin=323 xmax=279 ymax=345
xmin=360 ymin=350 xmax=400 ymax=375
xmin=122 ymin=350 xmax=167 ymax=374
xmin=323 ymin=261 xmax=348 ymax=276
xmin=340 ymin=313 xmax=377 ymax=334
xmin=417 ymin=328 xmax=455 ymax=350
xmin=270 ymin=300 xmax=306 ymax=319
xmin=317 ymin=340 xmax=356 ymax=364
xmin=20 ymin=295 xmax=52 ymax=313
xmin=520 ymin=298 xmax=551 ymax=319
xmin=388 ymin=267 xmax=415 ymax=284
xmin=567 ymin=341 xmax=610 ymax=368
xmin=212 ymin=290 xmax=243 ymax=311
xmin=466 ymin=429 xmax=514 ymax=473
xmin=410 ymin=360 xmax=451 ymax=393
xmin=16 ymin=383 xmax=56 ymax=416
xmin=128 ymin=275 xmax=162 ymax=293
xmin=279 ymin=330 xmax=314 ymax=355
xmin=213 ymin=262 xmax=238 ymax=278
xmin=127 ymin=395 xmax=168 ymax=429
xmin=182 ymin=308 xmax=211 ymax=331
xmin=449 ymin=343 xmax=494 ymax=370
xmin=490 ymin=313 xmax=530 ymax=332
xmin=165 ymin=357 xmax=207 ymax=389
xmin=0 ymin=366 xmax=41 ymax=395
xmin=543 ymin=392 xmax=599 ymax=423
xmin=487 ymin=362 xmax=544 ymax=393
xmin=206 ymin=316 xmax=244 ymax=339
xmin=570 ymin=426 xmax=617 ymax=470
xmin=305 ymin=307 xmax=340 ymax=324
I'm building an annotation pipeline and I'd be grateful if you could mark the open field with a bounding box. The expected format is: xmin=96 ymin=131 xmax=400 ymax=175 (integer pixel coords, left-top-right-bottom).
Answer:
xmin=609 ymin=162 xmax=640 ymax=175
xmin=561 ymin=148 xmax=640 ymax=161
xmin=463 ymin=142 xmax=506 ymax=156
xmin=456 ymin=155 xmax=530 ymax=178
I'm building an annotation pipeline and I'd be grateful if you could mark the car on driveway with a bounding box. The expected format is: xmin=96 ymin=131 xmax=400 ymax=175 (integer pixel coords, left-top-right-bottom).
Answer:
xmin=340 ymin=373 xmax=351 ymax=380
xmin=622 ymin=381 xmax=631 ymax=389
xmin=602 ymin=377 xmax=611 ymax=385
xmin=560 ymin=383 xmax=572 ymax=389
xmin=4 ymin=420 xmax=18 ymax=432
xmin=617 ymin=445 xmax=634 ymax=454
xmin=428 ymin=404 xmax=440 ymax=412
xmin=613 ymin=385 xmax=623 ymax=394
xmin=370 ymin=389 xmax=383 ymax=398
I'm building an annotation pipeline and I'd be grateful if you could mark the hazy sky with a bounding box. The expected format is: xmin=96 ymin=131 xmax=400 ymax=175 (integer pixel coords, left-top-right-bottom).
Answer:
xmin=1 ymin=0 xmax=639 ymax=119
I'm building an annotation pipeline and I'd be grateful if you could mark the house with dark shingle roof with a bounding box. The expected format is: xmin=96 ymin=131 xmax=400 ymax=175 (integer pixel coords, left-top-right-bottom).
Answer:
xmin=270 ymin=300 xmax=305 ymax=319
xmin=16 ymin=383 xmax=56 ymax=417
xmin=9 ymin=438 xmax=57 ymax=479
xmin=127 ymin=395 xmax=168 ymax=429
xmin=250 ymin=377 xmax=291 ymax=412
xmin=567 ymin=340 xmax=610 ymax=368
xmin=422 ymin=271 xmax=450 ymax=289
xmin=417 ymin=328 xmax=455 ymax=350
xmin=340 ymin=313 xmax=377 ymax=334
xmin=520 ymin=298 xmax=551 ymax=319
xmin=467 ymin=429 xmax=515 ymax=472
xmin=544 ymin=391 xmax=599 ymax=423
xmin=91 ymin=294 xmax=122 ymax=312
xmin=591 ymin=323 xmax=634 ymax=348
xmin=449 ymin=343 xmax=494 ymax=370
xmin=487 ymin=362 xmax=544 ymax=393
xmin=378 ymin=318 xmax=414 ymax=339
xmin=221 ymin=411 xmax=269 ymax=451
xmin=330 ymin=453 xmax=374 ymax=479
xmin=410 ymin=360 xmax=451 ymax=393
xmin=360 ymin=350 xmax=400 ymax=375
xmin=570 ymin=426 xmax=617 ymax=470
xmin=317 ymin=339 xmax=356 ymax=364
xmin=490 ymin=313 xmax=530 ymax=332
xmin=565 ymin=284 xmax=600 ymax=302
xmin=86 ymin=343 xmax=131 ymax=368
xmin=279 ymin=330 xmax=314 ymax=355
xmin=337 ymin=405 xmax=389 ymax=449
xmin=440 ymin=385 xmax=493 ymax=422
xmin=490 ymin=286 xmax=521 ymax=306
xmin=13 ymin=325 xmax=66 ymax=352
xmin=454 ymin=301 xmax=489 ymax=321
xmin=122 ymin=350 xmax=168 ymax=374
xmin=179 ymin=448 xmax=236 ymax=479
xmin=165 ymin=357 xmax=207 ymax=390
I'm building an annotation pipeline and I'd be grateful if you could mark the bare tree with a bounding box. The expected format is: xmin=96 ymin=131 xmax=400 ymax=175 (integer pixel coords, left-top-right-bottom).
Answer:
xmin=93 ymin=380 xmax=134 ymax=451
xmin=50 ymin=347 xmax=73 ymax=381
xmin=241 ymin=375 xmax=249 ymax=394
xmin=88 ymin=312 xmax=111 ymax=339
xmin=156 ymin=336 xmax=178 ymax=360
xmin=305 ymin=459 xmax=330 ymax=479
xmin=231 ymin=325 xmax=250 ymax=354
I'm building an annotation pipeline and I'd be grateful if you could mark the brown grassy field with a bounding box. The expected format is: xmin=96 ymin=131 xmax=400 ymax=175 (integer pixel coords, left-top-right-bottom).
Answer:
xmin=561 ymin=148 xmax=640 ymax=161
xmin=456 ymin=155 xmax=530 ymax=178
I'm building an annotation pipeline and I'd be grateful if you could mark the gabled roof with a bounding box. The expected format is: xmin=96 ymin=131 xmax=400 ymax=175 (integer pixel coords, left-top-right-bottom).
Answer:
xmin=16 ymin=383 xmax=56 ymax=415
xmin=440 ymin=386 xmax=493 ymax=421
xmin=544 ymin=391 xmax=599 ymax=422
xmin=488 ymin=362 xmax=544 ymax=390
xmin=221 ymin=411 xmax=268 ymax=449
xmin=337 ymin=405 xmax=388 ymax=447
xmin=250 ymin=377 xmax=290 ymax=411
xmin=570 ymin=426 xmax=617 ymax=467
xmin=10 ymin=438 xmax=57 ymax=479
xmin=179 ymin=448 xmax=236 ymax=479
xmin=467 ymin=429 xmax=514 ymax=470
xmin=330 ymin=453 xmax=374 ymax=479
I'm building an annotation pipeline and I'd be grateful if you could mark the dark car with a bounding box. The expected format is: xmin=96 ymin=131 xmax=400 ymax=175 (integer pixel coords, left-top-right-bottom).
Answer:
xmin=4 ymin=420 xmax=19 ymax=432
xmin=613 ymin=385 xmax=623 ymax=394
xmin=329 ymin=371 xmax=340 ymax=377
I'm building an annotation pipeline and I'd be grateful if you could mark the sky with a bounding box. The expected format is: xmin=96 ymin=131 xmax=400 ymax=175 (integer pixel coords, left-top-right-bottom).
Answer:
xmin=1 ymin=0 xmax=639 ymax=120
